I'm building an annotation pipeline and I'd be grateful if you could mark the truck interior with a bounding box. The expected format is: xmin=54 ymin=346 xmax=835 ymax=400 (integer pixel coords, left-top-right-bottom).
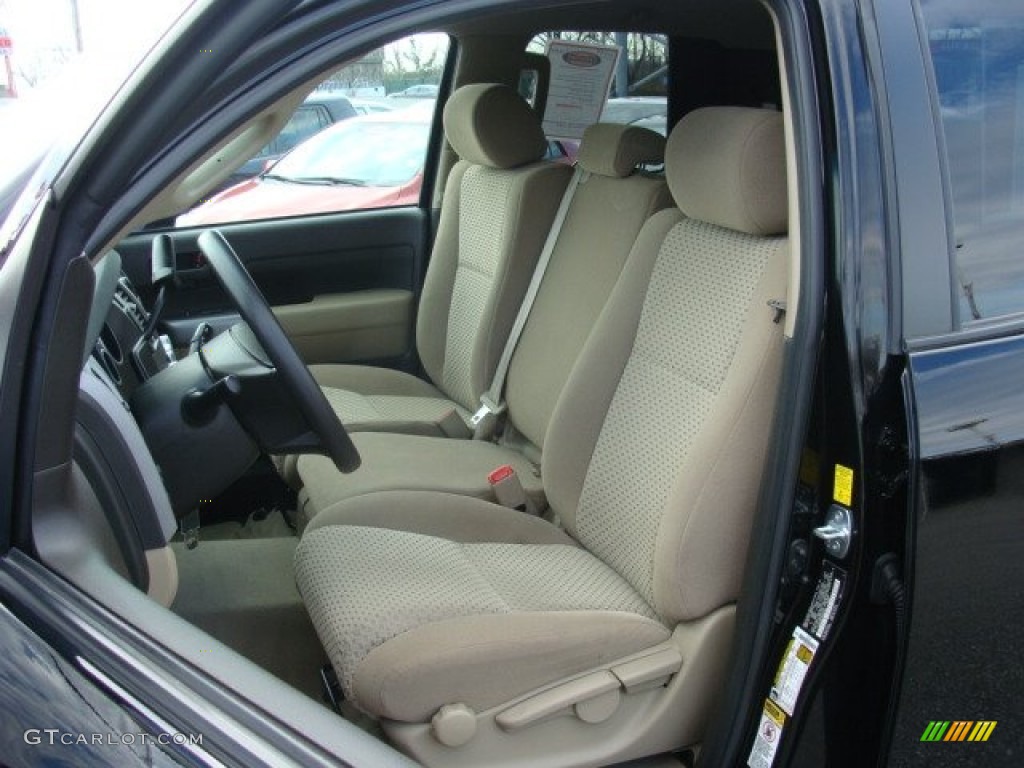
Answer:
xmin=19 ymin=0 xmax=826 ymax=765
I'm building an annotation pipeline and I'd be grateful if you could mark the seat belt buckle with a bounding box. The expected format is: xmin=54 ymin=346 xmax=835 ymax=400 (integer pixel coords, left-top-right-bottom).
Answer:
xmin=488 ymin=464 xmax=536 ymax=514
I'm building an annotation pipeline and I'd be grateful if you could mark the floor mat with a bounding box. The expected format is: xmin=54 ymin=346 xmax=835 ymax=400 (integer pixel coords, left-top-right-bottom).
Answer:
xmin=178 ymin=508 xmax=296 ymax=543
xmin=171 ymin=537 xmax=327 ymax=704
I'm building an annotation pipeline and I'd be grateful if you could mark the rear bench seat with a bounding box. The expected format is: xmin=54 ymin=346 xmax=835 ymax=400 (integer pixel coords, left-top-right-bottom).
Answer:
xmin=295 ymin=122 xmax=670 ymax=527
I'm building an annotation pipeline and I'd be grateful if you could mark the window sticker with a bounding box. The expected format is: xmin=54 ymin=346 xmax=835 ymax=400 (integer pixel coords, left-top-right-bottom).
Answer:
xmin=542 ymin=40 xmax=621 ymax=139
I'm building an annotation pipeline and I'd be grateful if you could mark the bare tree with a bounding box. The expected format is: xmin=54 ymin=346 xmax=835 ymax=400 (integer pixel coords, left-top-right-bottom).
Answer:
xmin=385 ymin=37 xmax=441 ymax=75
xmin=14 ymin=47 xmax=72 ymax=88
xmin=381 ymin=37 xmax=443 ymax=92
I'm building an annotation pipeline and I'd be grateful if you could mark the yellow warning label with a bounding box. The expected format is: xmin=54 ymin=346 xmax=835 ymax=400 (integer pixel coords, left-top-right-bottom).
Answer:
xmin=796 ymin=644 xmax=813 ymax=664
xmin=763 ymin=698 xmax=786 ymax=727
xmin=833 ymin=464 xmax=854 ymax=506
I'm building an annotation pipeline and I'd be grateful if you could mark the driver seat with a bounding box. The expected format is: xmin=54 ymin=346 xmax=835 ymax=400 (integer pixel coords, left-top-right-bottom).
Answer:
xmin=294 ymin=107 xmax=790 ymax=766
xmin=276 ymin=83 xmax=570 ymax=485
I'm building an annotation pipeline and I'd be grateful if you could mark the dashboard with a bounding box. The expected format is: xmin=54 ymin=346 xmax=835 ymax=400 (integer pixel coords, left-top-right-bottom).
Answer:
xmin=81 ymin=249 xmax=257 ymax=518
xmin=83 ymin=245 xmax=334 ymax=521
xmin=92 ymin=273 xmax=176 ymax=399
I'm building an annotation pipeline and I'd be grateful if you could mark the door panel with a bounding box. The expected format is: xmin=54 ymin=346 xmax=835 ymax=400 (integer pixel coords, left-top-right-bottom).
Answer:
xmin=116 ymin=206 xmax=427 ymax=366
xmin=888 ymin=2 xmax=1024 ymax=762
xmin=890 ymin=339 xmax=1024 ymax=765
xmin=274 ymin=289 xmax=412 ymax=364
xmin=115 ymin=34 xmax=454 ymax=369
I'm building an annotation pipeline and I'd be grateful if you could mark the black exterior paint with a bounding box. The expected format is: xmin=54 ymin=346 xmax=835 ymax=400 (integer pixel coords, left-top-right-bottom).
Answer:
xmin=742 ymin=0 xmax=1024 ymax=764
xmin=0 ymin=602 xmax=184 ymax=767
xmin=889 ymin=337 xmax=1024 ymax=766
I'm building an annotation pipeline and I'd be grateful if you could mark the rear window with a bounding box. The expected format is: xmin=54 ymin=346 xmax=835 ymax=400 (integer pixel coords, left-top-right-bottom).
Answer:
xmin=919 ymin=1 xmax=1024 ymax=323
xmin=526 ymin=32 xmax=669 ymax=140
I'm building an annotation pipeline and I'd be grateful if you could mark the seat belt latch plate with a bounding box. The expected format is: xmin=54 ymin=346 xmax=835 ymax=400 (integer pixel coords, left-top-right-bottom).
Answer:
xmin=470 ymin=395 xmax=507 ymax=427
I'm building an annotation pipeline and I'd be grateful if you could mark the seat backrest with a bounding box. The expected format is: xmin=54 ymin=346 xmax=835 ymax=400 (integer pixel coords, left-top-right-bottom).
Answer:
xmin=543 ymin=107 xmax=789 ymax=623
xmin=415 ymin=84 xmax=572 ymax=412
xmin=503 ymin=123 xmax=672 ymax=452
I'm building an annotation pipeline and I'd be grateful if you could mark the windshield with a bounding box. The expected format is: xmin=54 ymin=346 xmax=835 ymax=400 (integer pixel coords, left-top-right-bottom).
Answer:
xmin=270 ymin=119 xmax=429 ymax=187
xmin=0 ymin=1 xmax=193 ymax=246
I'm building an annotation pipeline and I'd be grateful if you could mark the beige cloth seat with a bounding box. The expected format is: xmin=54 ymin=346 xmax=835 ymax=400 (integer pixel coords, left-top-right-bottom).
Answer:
xmin=295 ymin=107 xmax=790 ymax=766
xmin=296 ymin=122 xmax=670 ymax=524
xmin=277 ymin=83 xmax=572 ymax=482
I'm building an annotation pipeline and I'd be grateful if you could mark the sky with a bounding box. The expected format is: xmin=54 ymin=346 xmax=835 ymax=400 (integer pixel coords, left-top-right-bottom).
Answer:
xmin=0 ymin=1 xmax=447 ymax=176
xmin=1 ymin=0 xmax=191 ymax=90
xmin=0 ymin=0 xmax=191 ymax=177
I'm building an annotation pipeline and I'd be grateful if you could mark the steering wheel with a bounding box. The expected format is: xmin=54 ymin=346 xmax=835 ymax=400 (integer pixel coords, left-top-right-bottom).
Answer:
xmin=197 ymin=229 xmax=361 ymax=473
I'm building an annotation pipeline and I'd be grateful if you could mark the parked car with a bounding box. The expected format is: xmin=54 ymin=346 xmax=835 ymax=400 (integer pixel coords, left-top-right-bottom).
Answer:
xmin=1 ymin=1 xmax=1023 ymax=768
xmin=216 ymin=91 xmax=360 ymax=191
xmin=177 ymin=106 xmax=432 ymax=226
xmin=388 ymin=83 xmax=439 ymax=98
xmin=601 ymin=96 xmax=668 ymax=134
xmin=349 ymin=98 xmax=395 ymax=115
xmin=179 ymin=100 xmax=573 ymax=227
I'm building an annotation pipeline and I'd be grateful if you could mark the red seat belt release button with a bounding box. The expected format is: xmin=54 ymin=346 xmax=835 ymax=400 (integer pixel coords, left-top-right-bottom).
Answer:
xmin=488 ymin=464 xmax=530 ymax=513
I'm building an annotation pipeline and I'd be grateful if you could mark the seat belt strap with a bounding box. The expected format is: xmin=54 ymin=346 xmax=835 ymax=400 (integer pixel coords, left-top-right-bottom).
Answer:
xmin=471 ymin=166 xmax=587 ymax=439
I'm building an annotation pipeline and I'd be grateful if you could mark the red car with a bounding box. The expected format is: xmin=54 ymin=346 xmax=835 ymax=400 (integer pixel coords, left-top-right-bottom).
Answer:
xmin=177 ymin=104 xmax=432 ymax=226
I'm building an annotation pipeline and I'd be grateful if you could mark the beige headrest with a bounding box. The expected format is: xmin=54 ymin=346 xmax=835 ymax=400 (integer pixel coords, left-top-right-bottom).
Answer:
xmin=667 ymin=107 xmax=788 ymax=236
xmin=576 ymin=123 xmax=666 ymax=177
xmin=443 ymin=83 xmax=547 ymax=169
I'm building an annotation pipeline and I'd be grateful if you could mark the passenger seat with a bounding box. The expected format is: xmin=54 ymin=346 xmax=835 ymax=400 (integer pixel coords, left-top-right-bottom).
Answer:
xmin=294 ymin=106 xmax=790 ymax=766
xmin=295 ymin=123 xmax=670 ymax=527
xmin=277 ymin=83 xmax=573 ymax=483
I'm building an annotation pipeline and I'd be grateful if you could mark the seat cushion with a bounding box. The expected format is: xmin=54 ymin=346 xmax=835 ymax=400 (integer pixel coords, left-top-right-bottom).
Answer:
xmin=276 ymin=365 xmax=472 ymax=486
xmin=311 ymin=364 xmax=471 ymax=436
xmin=294 ymin=494 xmax=669 ymax=721
xmin=296 ymin=433 xmax=544 ymax=529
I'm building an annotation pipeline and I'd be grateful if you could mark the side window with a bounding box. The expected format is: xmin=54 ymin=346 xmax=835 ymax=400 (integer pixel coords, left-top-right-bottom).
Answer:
xmin=919 ymin=3 xmax=1024 ymax=323
xmin=174 ymin=33 xmax=449 ymax=229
